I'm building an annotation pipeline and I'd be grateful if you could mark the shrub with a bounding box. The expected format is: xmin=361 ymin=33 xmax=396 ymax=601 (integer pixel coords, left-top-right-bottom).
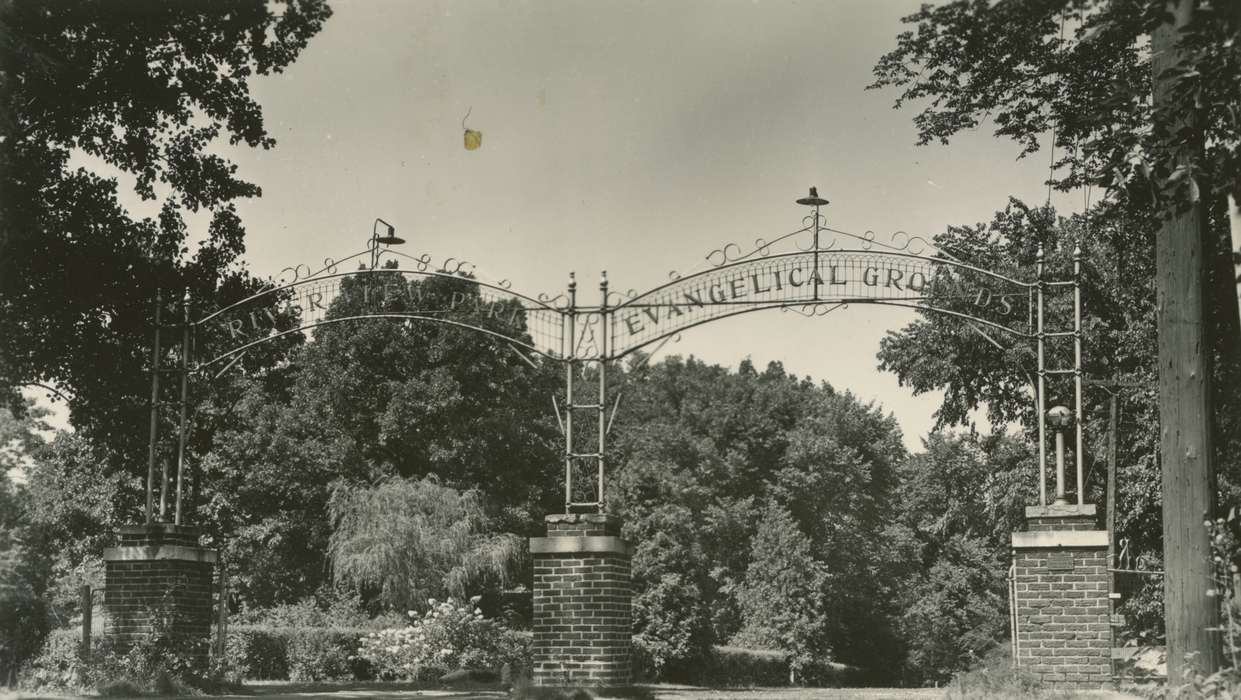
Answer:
xmin=232 ymin=588 xmax=379 ymax=629
xmin=944 ymin=646 xmax=1072 ymax=700
xmin=357 ymin=598 xmax=530 ymax=680
xmin=16 ymin=627 xmax=86 ymax=693
xmin=698 ymin=646 xmax=789 ymax=687
xmin=223 ymin=626 xmax=290 ymax=680
xmin=286 ymin=628 xmax=358 ymax=681
xmin=639 ymin=643 xmax=855 ymax=688
xmin=19 ymin=619 xmax=209 ymax=695
xmin=220 ymin=625 xmax=372 ymax=681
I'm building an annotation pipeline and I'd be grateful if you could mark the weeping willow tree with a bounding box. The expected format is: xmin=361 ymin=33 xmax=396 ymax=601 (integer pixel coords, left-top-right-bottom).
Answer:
xmin=328 ymin=477 xmax=525 ymax=611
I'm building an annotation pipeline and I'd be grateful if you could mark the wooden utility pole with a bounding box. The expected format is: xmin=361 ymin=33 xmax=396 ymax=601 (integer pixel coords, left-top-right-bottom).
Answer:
xmin=1152 ymin=0 xmax=1221 ymax=682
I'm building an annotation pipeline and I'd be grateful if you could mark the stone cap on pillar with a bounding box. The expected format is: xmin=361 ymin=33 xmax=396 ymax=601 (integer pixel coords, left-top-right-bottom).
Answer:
xmin=118 ymin=523 xmax=202 ymax=547
xmin=1026 ymin=503 xmax=1096 ymax=519
xmin=544 ymin=512 xmax=624 ymax=537
xmin=529 ymin=535 xmax=631 ymax=556
xmin=104 ymin=544 xmax=218 ymax=563
xmin=1024 ymin=503 xmax=1101 ymax=533
xmin=1011 ymin=529 xmax=1108 ymax=550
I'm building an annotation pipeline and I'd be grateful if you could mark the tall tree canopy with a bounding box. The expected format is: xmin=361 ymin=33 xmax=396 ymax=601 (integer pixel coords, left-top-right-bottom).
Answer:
xmin=0 ymin=0 xmax=332 ymax=477
xmin=196 ymin=271 xmax=561 ymax=607
xmin=872 ymin=2 xmax=1241 ymax=679
xmin=610 ymin=356 xmax=913 ymax=679
xmin=869 ymin=0 xmax=1241 ymax=211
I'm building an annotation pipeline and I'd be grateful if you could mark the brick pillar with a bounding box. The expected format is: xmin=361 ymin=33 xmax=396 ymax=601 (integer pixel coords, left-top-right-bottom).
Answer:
xmin=1012 ymin=504 xmax=1111 ymax=689
xmin=530 ymin=513 xmax=632 ymax=688
xmin=103 ymin=524 xmax=217 ymax=668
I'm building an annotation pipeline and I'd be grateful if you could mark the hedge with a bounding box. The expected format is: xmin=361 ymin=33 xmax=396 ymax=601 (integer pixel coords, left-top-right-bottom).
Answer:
xmin=223 ymin=625 xmax=374 ymax=681
xmin=635 ymin=643 xmax=859 ymax=687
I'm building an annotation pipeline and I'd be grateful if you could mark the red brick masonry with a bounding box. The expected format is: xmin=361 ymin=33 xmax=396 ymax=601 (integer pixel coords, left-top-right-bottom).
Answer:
xmin=530 ymin=513 xmax=632 ymax=687
xmin=1012 ymin=505 xmax=1110 ymax=689
xmin=102 ymin=524 xmax=216 ymax=663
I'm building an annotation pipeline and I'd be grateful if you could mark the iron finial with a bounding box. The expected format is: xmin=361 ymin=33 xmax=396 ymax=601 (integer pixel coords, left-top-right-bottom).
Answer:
xmin=600 ymin=270 xmax=608 ymax=290
xmin=568 ymin=272 xmax=577 ymax=290
xmin=796 ymin=187 xmax=829 ymax=207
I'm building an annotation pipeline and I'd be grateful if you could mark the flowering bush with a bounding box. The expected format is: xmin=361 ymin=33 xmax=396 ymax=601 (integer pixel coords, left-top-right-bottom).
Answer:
xmin=356 ymin=597 xmax=530 ymax=680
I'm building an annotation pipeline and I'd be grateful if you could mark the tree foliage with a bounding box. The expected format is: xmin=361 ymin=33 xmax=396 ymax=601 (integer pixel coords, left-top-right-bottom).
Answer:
xmin=611 ymin=356 xmax=912 ymax=677
xmin=895 ymin=430 xmax=1033 ymax=683
xmin=195 ymin=271 xmax=560 ymax=608
xmin=870 ymin=0 xmax=1241 ymax=210
xmin=875 ymin=195 xmax=1241 ymax=642
xmin=0 ymin=403 xmax=48 ymax=684
xmin=328 ymin=477 xmax=525 ymax=613
xmin=0 ymin=0 xmax=331 ymax=481
xmin=733 ymin=503 xmax=830 ymax=684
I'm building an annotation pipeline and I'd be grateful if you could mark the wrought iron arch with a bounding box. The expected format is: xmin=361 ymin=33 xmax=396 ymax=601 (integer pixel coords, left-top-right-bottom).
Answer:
xmin=144 ymin=192 xmax=1082 ymax=526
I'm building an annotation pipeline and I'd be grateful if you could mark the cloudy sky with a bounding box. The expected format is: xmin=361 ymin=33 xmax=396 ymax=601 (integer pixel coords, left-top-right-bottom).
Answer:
xmin=140 ymin=0 xmax=1094 ymax=449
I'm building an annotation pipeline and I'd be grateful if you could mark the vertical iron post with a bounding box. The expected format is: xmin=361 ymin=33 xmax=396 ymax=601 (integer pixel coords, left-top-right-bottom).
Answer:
xmin=796 ymin=188 xmax=828 ymax=302
xmin=1073 ymin=245 xmax=1084 ymax=504
xmin=80 ymin=585 xmax=91 ymax=662
xmin=598 ymin=272 xmax=608 ymax=512
xmin=146 ymin=290 xmax=163 ymax=524
xmin=1009 ymin=563 xmax=1019 ymax=666
xmin=564 ymin=273 xmax=577 ymax=513
xmin=216 ymin=565 xmax=229 ymax=660
xmin=174 ymin=291 xmax=191 ymax=525
xmin=1055 ymin=427 xmax=1067 ymax=504
xmin=1107 ymin=383 xmax=1119 ymax=677
xmin=1036 ymin=245 xmax=1047 ymax=506
xmin=812 ymin=203 xmax=821 ymax=302
xmin=160 ymin=458 xmax=169 ymax=520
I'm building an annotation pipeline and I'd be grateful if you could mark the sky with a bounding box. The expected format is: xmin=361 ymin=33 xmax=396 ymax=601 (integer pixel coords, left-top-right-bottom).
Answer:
xmin=48 ymin=0 xmax=1100 ymax=451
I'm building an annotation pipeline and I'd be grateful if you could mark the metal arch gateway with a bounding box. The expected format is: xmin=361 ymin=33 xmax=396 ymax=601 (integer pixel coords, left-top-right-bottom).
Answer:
xmin=146 ymin=190 xmax=1084 ymax=522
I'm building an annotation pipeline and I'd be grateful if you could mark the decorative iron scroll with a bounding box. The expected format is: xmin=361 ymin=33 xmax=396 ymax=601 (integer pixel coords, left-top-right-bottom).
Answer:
xmin=194 ymin=257 xmax=567 ymax=367
xmin=608 ymin=249 xmax=1033 ymax=360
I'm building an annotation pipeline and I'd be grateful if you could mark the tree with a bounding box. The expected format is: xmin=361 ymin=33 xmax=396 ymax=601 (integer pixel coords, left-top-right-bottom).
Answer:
xmin=611 ymin=356 xmax=911 ymax=678
xmin=872 ymin=2 xmax=1241 ymax=677
xmin=328 ymin=477 xmax=525 ymax=613
xmin=195 ymin=271 xmax=561 ymax=608
xmin=733 ymin=503 xmax=830 ymax=685
xmin=894 ymin=431 xmax=1034 ymax=683
xmin=0 ymin=402 xmax=50 ymax=684
xmin=898 ymin=536 xmax=1008 ymax=683
xmin=0 ymin=0 xmax=332 ymax=486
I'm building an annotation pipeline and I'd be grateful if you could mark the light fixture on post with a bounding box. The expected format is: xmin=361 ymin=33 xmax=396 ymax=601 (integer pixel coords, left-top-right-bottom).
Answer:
xmin=370 ymin=218 xmax=405 ymax=269
xmin=795 ymin=187 xmax=829 ymax=301
xmin=1047 ymin=405 xmax=1075 ymax=505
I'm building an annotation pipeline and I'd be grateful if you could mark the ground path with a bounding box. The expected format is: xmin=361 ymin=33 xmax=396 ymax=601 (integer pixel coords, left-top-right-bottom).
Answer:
xmin=1 ymin=682 xmax=1148 ymax=700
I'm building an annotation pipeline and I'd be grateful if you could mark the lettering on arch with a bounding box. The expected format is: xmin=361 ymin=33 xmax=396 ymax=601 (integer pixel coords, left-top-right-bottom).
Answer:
xmin=608 ymin=250 xmax=1031 ymax=358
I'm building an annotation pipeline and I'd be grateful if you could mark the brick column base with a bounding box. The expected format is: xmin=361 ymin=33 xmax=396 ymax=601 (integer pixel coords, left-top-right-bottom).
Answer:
xmin=1011 ymin=504 xmax=1110 ymax=689
xmin=103 ymin=524 xmax=217 ymax=669
xmin=530 ymin=513 xmax=632 ymax=687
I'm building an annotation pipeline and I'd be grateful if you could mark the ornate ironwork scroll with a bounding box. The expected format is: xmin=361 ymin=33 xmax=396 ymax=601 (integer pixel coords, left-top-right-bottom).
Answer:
xmin=194 ymin=254 xmax=566 ymax=368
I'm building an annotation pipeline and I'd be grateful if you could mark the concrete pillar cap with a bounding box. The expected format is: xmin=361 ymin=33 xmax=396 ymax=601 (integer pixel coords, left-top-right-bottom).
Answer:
xmin=544 ymin=513 xmax=623 ymax=525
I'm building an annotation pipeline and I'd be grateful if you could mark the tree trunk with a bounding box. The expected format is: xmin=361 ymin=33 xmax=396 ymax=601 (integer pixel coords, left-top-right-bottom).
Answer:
xmin=1231 ymin=196 xmax=1241 ymax=337
xmin=1152 ymin=0 xmax=1222 ymax=683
